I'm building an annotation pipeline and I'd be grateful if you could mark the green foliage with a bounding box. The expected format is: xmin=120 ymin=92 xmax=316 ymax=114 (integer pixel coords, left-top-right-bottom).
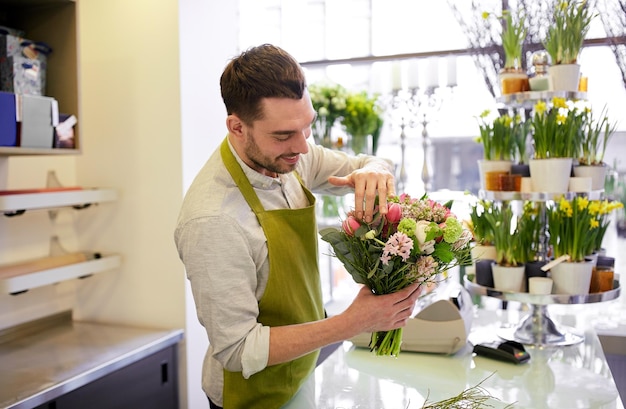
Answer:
xmin=341 ymin=90 xmax=384 ymax=155
xmin=482 ymin=7 xmax=527 ymax=69
xmin=578 ymin=105 xmax=617 ymax=166
xmin=531 ymin=97 xmax=585 ymax=159
xmin=500 ymin=9 xmax=527 ymax=69
xmin=543 ymin=0 xmax=595 ymax=65
xmin=476 ymin=110 xmax=528 ymax=162
xmin=468 ymin=200 xmax=495 ymax=245
xmin=308 ymin=82 xmax=348 ymax=145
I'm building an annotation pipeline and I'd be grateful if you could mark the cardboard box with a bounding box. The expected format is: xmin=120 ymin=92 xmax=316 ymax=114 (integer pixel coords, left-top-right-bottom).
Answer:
xmin=18 ymin=94 xmax=57 ymax=148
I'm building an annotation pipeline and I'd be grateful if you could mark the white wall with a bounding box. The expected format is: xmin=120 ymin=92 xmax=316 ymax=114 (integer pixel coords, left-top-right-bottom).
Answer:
xmin=178 ymin=1 xmax=238 ymax=408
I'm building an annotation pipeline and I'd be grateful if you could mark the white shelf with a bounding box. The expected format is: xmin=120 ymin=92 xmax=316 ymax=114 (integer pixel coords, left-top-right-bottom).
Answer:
xmin=478 ymin=189 xmax=605 ymax=202
xmin=0 ymin=188 xmax=117 ymax=215
xmin=496 ymin=90 xmax=588 ymax=109
xmin=0 ymin=254 xmax=121 ymax=294
xmin=0 ymin=147 xmax=80 ymax=156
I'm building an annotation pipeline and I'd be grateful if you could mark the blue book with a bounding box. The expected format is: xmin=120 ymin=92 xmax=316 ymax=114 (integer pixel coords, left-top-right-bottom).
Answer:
xmin=0 ymin=91 xmax=17 ymax=146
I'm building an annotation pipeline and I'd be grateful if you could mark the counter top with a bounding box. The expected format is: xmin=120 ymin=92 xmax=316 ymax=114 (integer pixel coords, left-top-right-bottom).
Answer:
xmin=0 ymin=312 xmax=183 ymax=409
xmin=285 ymin=308 xmax=624 ymax=409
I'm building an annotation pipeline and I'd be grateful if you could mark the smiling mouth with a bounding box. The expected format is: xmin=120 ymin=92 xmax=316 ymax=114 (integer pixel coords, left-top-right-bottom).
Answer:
xmin=282 ymin=154 xmax=300 ymax=164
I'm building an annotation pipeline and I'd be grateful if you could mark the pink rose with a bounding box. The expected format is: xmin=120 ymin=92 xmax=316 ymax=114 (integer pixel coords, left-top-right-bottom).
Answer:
xmin=386 ymin=203 xmax=402 ymax=224
xmin=342 ymin=216 xmax=361 ymax=236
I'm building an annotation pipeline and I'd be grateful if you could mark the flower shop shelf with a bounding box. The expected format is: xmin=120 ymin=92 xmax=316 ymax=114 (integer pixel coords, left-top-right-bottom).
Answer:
xmin=0 ymin=253 xmax=122 ymax=295
xmin=496 ymin=90 xmax=588 ymax=109
xmin=0 ymin=147 xmax=80 ymax=156
xmin=464 ymin=276 xmax=621 ymax=346
xmin=0 ymin=188 xmax=117 ymax=216
xmin=478 ymin=189 xmax=604 ymax=202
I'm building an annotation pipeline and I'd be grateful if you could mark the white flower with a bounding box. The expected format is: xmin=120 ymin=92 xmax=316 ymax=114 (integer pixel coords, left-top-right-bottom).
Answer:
xmin=419 ymin=239 xmax=436 ymax=255
xmin=414 ymin=220 xmax=431 ymax=246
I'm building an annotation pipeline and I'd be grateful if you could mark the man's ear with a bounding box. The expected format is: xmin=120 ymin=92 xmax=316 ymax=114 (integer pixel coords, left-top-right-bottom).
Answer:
xmin=226 ymin=114 xmax=245 ymax=138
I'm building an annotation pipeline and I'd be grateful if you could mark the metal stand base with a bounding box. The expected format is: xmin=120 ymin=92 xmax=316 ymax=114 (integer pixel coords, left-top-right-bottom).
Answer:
xmin=497 ymin=304 xmax=584 ymax=346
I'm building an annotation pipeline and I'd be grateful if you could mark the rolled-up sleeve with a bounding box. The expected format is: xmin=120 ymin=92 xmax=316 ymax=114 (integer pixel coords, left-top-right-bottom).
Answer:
xmin=176 ymin=214 xmax=270 ymax=377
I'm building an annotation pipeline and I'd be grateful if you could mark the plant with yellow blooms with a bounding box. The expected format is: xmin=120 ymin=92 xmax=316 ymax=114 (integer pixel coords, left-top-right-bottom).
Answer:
xmin=531 ymin=96 xmax=585 ymax=159
xmin=547 ymin=196 xmax=624 ymax=262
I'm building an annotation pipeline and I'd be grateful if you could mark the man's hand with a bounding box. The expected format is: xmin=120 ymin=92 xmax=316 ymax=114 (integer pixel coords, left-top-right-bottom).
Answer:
xmin=342 ymin=283 xmax=423 ymax=334
xmin=327 ymin=165 xmax=395 ymax=222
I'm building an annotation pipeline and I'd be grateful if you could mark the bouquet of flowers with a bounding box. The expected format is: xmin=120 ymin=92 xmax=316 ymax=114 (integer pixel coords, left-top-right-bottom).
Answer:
xmin=319 ymin=193 xmax=473 ymax=356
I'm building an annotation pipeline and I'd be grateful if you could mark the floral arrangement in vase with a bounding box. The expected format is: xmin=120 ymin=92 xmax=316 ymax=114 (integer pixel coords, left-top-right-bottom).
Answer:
xmin=320 ymin=194 xmax=473 ymax=356
xmin=308 ymin=82 xmax=348 ymax=147
xmin=341 ymin=90 xmax=384 ymax=155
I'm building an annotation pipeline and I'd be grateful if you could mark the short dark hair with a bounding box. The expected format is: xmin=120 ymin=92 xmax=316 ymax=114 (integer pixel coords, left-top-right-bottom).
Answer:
xmin=220 ymin=44 xmax=307 ymax=125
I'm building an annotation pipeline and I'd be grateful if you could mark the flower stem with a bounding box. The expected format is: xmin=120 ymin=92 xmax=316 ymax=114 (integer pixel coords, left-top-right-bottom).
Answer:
xmin=370 ymin=328 xmax=404 ymax=356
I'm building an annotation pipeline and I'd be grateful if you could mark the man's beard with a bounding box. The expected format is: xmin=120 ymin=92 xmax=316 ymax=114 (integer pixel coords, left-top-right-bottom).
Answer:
xmin=244 ymin=130 xmax=297 ymax=175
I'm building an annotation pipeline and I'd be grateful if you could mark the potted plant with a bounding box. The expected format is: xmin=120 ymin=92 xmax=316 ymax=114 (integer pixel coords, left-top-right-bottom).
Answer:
xmin=341 ymin=90 xmax=384 ymax=155
xmin=529 ymin=97 xmax=584 ymax=192
xmin=573 ymin=105 xmax=617 ymax=190
xmin=475 ymin=110 xmax=519 ymax=190
xmin=484 ymin=7 xmax=529 ymax=94
xmin=467 ymin=199 xmax=497 ymax=287
xmin=468 ymin=199 xmax=496 ymax=254
xmin=482 ymin=203 xmax=526 ymax=292
xmin=546 ymin=196 xmax=623 ymax=294
xmin=543 ymin=0 xmax=596 ymax=91
xmin=518 ymin=201 xmax=548 ymax=288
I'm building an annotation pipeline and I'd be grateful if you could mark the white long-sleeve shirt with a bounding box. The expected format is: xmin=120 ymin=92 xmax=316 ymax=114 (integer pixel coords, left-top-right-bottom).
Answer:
xmin=174 ymin=138 xmax=393 ymax=406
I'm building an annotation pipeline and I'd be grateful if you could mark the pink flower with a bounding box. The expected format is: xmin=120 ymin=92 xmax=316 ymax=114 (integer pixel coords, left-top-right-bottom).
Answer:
xmin=342 ymin=216 xmax=361 ymax=236
xmin=380 ymin=232 xmax=414 ymax=265
xmin=386 ymin=203 xmax=402 ymax=224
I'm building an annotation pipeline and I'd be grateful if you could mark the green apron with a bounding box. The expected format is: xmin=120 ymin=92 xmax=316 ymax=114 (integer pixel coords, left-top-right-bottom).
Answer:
xmin=220 ymin=139 xmax=324 ymax=409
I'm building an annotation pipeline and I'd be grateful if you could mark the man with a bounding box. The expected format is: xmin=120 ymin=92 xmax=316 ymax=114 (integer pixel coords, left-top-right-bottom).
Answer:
xmin=175 ymin=44 xmax=422 ymax=409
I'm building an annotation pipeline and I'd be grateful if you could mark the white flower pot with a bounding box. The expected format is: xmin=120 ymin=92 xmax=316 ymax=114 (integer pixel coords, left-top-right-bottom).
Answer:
xmin=548 ymin=64 xmax=581 ymax=92
xmin=550 ymin=260 xmax=594 ymax=295
xmin=492 ymin=263 xmax=526 ymax=292
xmin=568 ymin=177 xmax=592 ymax=193
xmin=573 ymin=164 xmax=607 ymax=191
xmin=529 ymin=158 xmax=572 ymax=193
xmin=471 ymin=244 xmax=497 ymax=261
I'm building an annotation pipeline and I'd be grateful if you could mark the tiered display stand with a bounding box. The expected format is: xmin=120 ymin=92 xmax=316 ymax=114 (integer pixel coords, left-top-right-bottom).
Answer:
xmin=465 ymin=192 xmax=621 ymax=347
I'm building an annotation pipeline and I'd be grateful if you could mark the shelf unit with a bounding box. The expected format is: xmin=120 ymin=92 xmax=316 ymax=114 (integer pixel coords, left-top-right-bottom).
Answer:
xmin=467 ymin=90 xmax=622 ymax=346
xmin=0 ymin=0 xmax=79 ymax=155
xmin=1 ymin=253 xmax=122 ymax=295
xmin=496 ymin=90 xmax=588 ymax=109
xmin=0 ymin=187 xmax=120 ymax=294
xmin=1 ymin=188 xmax=117 ymax=215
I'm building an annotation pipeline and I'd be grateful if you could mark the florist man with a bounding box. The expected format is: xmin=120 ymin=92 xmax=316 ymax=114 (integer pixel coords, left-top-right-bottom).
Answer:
xmin=174 ymin=44 xmax=422 ymax=409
